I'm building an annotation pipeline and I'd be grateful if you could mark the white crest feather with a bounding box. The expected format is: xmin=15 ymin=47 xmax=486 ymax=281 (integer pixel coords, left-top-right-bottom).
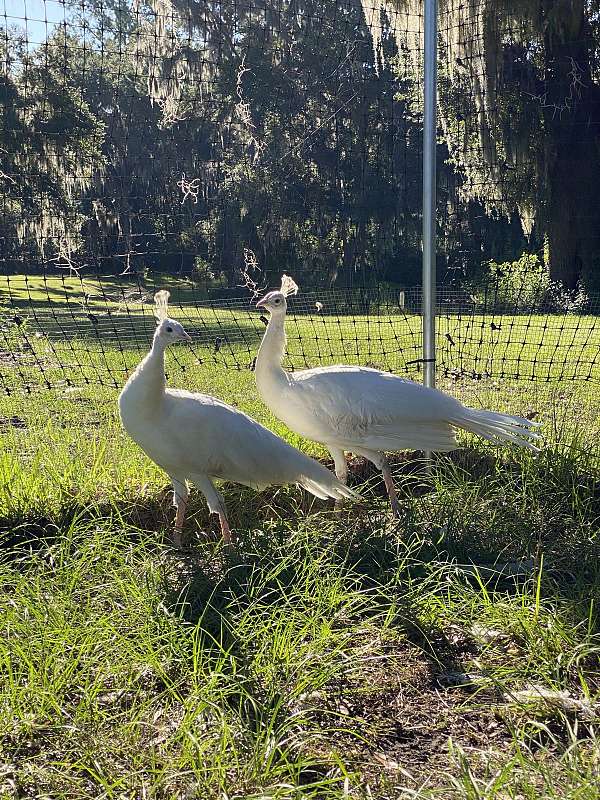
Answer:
xmin=280 ymin=274 xmax=299 ymax=297
xmin=154 ymin=290 xmax=170 ymax=321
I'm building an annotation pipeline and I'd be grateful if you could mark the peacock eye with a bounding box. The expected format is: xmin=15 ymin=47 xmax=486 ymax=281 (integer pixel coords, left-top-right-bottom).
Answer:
xmin=274 ymin=298 xmax=281 ymax=304
xmin=166 ymin=326 xmax=173 ymax=333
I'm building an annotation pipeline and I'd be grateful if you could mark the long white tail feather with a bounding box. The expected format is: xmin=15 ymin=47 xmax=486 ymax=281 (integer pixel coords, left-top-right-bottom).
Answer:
xmin=298 ymin=466 xmax=362 ymax=502
xmin=363 ymin=422 xmax=458 ymax=452
xmin=450 ymin=408 xmax=541 ymax=452
xmin=300 ymin=476 xmax=361 ymax=501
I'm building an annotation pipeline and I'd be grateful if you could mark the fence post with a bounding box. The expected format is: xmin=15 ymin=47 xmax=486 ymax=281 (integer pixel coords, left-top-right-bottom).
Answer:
xmin=422 ymin=0 xmax=437 ymax=390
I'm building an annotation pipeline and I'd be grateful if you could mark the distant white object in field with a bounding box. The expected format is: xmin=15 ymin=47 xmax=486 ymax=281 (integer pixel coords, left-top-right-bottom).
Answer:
xmin=118 ymin=291 xmax=360 ymax=545
xmin=255 ymin=276 xmax=541 ymax=516
xmin=315 ymin=301 xmax=324 ymax=312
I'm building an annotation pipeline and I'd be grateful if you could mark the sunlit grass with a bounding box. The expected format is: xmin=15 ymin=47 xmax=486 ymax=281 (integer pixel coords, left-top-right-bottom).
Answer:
xmin=3 ymin=274 xmax=600 ymax=395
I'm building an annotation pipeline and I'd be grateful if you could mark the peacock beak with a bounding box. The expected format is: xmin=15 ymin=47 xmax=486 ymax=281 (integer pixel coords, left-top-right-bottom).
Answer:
xmin=180 ymin=331 xmax=192 ymax=343
xmin=255 ymin=296 xmax=268 ymax=309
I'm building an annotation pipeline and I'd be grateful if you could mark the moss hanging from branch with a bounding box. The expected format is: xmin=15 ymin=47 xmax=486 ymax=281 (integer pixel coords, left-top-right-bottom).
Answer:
xmin=1 ymin=31 xmax=105 ymax=269
xmin=361 ymin=1 xmax=543 ymax=219
xmin=361 ymin=0 xmax=600 ymax=291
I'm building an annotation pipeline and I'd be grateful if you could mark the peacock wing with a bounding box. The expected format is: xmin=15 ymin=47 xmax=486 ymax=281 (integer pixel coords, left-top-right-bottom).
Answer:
xmin=162 ymin=390 xmax=333 ymax=489
xmin=288 ymin=366 xmax=462 ymax=450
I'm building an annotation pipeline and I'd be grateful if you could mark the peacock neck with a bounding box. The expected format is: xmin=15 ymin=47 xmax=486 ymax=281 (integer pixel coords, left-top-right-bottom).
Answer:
xmin=124 ymin=336 xmax=167 ymax=410
xmin=255 ymin=313 xmax=289 ymax=393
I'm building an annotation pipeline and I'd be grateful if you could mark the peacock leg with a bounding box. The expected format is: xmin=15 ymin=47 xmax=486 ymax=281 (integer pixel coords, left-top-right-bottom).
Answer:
xmin=193 ymin=475 xmax=235 ymax=545
xmin=357 ymin=449 xmax=401 ymax=518
xmin=328 ymin=447 xmax=348 ymax=510
xmin=170 ymin=477 xmax=189 ymax=547
xmin=219 ymin=513 xmax=233 ymax=544
xmin=380 ymin=457 xmax=401 ymax=518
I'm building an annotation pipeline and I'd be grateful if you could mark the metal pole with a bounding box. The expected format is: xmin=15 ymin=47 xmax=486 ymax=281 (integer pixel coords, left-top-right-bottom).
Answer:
xmin=422 ymin=0 xmax=437 ymax=390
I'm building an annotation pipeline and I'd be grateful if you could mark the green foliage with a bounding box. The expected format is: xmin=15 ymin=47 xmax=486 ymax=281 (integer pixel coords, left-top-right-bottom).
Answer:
xmin=483 ymin=254 xmax=550 ymax=309
xmin=3 ymin=0 xmax=600 ymax=288
xmin=476 ymin=254 xmax=592 ymax=312
xmin=0 ymin=31 xmax=106 ymax=269
xmin=0 ymin=1 xmax=425 ymax=284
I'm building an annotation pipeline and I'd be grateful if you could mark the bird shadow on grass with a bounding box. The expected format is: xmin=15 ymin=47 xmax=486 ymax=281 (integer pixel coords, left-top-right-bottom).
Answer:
xmin=389 ymin=447 xmax=600 ymax=595
xmin=151 ymin=514 xmax=517 ymax=786
xmin=1 ymin=441 xmax=598 ymax=608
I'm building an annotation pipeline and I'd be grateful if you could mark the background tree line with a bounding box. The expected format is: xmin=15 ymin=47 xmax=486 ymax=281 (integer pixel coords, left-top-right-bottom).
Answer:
xmin=1 ymin=0 xmax=600 ymax=291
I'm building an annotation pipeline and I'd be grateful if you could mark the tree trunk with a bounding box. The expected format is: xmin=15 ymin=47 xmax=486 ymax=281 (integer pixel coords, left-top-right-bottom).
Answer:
xmin=542 ymin=1 xmax=600 ymax=290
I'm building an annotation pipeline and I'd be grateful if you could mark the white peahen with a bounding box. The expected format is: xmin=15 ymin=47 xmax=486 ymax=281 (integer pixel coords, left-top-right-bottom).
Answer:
xmin=255 ymin=276 xmax=541 ymax=516
xmin=118 ymin=290 xmax=360 ymax=545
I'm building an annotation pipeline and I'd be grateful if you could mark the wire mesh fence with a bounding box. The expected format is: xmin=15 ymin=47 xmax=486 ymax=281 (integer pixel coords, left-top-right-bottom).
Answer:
xmin=2 ymin=1 xmax=600 ymax=411
xmin=2 ymin=273 xmax=600 ymax=396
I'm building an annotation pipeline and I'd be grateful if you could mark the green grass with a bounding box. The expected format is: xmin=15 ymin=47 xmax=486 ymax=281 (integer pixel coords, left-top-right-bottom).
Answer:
xmin=3 ymin=273 xmax=600 ymax=392
xmin=1 ymin=276 xmax=599 ymax=797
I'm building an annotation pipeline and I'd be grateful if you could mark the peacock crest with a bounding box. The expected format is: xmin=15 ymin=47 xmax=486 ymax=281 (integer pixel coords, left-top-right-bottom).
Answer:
xmin=154 ymin=289 xmax=170 ymax=321
xmin=280 ymin=274 xmax=299 ymax=297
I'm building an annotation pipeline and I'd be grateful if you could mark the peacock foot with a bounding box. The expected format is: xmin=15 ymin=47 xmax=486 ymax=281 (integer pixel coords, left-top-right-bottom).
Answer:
xmin=171 ymin=526 xmax=184 ymax=548
xmin=390 ymin=498 xmax=402 ymax=518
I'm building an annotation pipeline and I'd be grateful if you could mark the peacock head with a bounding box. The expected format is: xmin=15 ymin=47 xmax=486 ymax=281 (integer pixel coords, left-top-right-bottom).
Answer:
xmin=256 ymin=274 xmax=298 ymax=316
xmin=256 ymin=290 xmax=286 ymax=315
xmin=153 ymin=290 xmax=192 ymax=345
xmin=155 ymin=317 xmax=192 ymax=345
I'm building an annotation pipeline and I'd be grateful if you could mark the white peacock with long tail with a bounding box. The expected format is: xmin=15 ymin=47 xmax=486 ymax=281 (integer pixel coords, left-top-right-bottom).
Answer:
xmin=255 ymin=275 xmax=541 ymax=516
xmin=118 ymin=290 xmax=361 ymax=545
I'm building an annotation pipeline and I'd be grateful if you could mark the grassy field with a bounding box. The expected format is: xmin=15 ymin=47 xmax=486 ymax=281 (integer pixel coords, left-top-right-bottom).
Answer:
xmin=1 ymin=277 xmax=600 ymax=798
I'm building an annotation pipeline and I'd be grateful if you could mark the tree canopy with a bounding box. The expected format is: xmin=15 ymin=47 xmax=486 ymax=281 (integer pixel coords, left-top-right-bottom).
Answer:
xmin=365 ymin=0 xmax=600 ymax=288
xmin=1 ymin=0 xmax=599 ymax=290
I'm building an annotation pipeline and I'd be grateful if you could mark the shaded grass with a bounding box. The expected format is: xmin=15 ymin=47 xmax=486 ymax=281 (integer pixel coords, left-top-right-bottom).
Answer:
xmin=0 ymin=514 xmax=598 ymax=798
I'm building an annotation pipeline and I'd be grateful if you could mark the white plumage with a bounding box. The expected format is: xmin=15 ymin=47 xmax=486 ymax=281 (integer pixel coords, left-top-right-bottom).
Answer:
xmin=118 ymin=291 xmax=360 ymax=545
xmin=255 ymin=276 xmax=541 ymax=515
